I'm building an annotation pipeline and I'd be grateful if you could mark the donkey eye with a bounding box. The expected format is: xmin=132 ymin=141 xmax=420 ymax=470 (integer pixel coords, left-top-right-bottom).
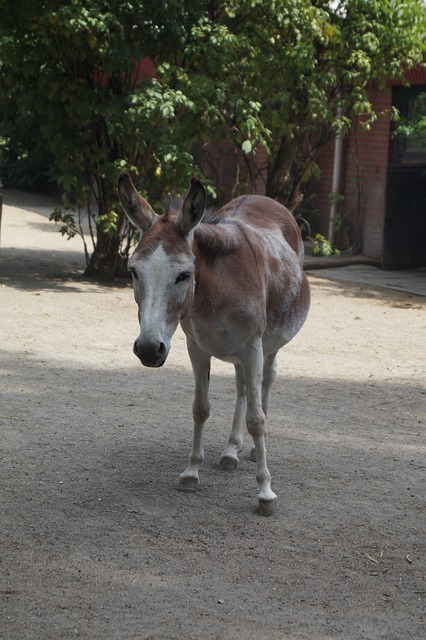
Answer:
xmin=175 ymin=272 xmax=191 ymax=284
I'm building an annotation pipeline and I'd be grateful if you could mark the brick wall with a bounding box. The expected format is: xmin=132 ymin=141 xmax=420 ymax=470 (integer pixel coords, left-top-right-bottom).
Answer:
xmin=312 ymin=87 xmax=393 ymax=258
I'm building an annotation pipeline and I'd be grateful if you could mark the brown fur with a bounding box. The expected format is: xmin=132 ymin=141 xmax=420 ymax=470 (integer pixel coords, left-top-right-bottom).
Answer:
xmin=118 ymin=174 xmax=310 ymax=514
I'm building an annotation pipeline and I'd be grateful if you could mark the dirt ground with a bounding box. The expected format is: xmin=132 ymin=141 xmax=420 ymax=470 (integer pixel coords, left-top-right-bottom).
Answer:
xmin=1 ymin=193 xmax=425 ymax=640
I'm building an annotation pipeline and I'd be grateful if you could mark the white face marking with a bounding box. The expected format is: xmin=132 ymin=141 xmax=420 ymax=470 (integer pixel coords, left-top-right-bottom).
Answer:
xmin=129 ymin=244 xmax=194 ymax=348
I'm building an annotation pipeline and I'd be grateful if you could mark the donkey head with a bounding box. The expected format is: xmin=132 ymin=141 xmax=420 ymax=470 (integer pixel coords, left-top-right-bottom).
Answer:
xmin=118 ymin=173 xmax=206 ymax=367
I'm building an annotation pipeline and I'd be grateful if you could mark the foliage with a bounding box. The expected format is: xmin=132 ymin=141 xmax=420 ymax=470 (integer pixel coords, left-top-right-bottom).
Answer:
xmin=0 ymin=0 xmax=208 ymax=277
xmin=0 ymin=81 xmax=55 ymax=190
xmin=311 ymin=233 xmax=340 ymax=257
xmin=167 ymin=0 xmax=426 ymax=210
xmin=1 ymin=0 xmax=425 ymax=277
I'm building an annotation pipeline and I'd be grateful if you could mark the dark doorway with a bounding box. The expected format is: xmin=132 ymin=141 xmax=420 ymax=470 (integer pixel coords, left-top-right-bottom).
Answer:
xmin=384 ymin=86 xmax=426 ymax=269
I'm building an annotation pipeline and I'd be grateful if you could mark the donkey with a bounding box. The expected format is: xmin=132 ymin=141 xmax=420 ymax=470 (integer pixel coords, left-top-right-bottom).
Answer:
xmin=118 ymin=173 xmax=310 ymax=516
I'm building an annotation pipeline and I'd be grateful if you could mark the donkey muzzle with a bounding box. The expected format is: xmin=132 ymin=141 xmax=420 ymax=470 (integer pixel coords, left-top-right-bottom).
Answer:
xmin=133 ymin=338 xmax=168 ymax=368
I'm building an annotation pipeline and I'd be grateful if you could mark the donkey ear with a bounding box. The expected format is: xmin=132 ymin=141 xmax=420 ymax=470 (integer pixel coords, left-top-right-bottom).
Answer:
xmin=118 ymin=173 xmax=156 ymax=231
xmin=177 ymin=177 xmax=206 ymax=235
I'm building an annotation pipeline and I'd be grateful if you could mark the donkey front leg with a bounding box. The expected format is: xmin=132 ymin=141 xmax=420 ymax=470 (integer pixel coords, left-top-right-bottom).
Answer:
xmin=249 ymin=352 xmax=278 ymax=462
xmin=179 ymin=339 xmax=211 ymax=491
xmin=241 ymin=341 xmax=277 ymax=516
xmin=220 ymin=363 xmax=246 ymax=470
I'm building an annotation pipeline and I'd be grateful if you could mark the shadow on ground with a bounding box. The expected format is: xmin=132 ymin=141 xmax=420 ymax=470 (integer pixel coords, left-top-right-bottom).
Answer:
xmin=1 ymin=351 xmax=424 ymax=640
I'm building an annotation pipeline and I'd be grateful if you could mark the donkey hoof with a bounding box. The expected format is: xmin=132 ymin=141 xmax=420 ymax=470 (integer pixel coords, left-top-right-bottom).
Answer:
xmin=258 ymin=498 xmax=277 ymax=517
xmin=178 ymin=474 xmax=199 ymax=492
xmin=219 ymin=455 xmax=239 ymax=471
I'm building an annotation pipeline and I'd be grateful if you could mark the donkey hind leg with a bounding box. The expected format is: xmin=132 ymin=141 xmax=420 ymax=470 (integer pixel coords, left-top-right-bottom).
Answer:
xmin=179 ymin=339 xmax=211 ymax=491
xmin=220 ymin=363 xmax=246 ymax=470
xmin=249 ymin=352 xmax=278 ymax=463
xmin=241 ymin=342 xmax=277 ymax=516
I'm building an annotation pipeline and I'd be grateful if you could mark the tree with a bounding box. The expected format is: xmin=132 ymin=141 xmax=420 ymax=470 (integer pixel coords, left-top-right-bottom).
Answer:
xmin=166 ymin=0 xmax=426 ymax=210
xmin=1 ymin=1 xmax=425 ymax=278
xmin=0 ymin=0 xmax=207 ymax=277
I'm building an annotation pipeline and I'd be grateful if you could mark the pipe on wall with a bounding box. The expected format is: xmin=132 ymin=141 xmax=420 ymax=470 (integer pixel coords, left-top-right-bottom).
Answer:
xmin=328 ymin=120 xmax=344 ymax=246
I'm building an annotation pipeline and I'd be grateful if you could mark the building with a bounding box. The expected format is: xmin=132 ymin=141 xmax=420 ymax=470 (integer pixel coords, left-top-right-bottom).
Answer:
xmin=311 ymin=68 xmax=426 ymax=269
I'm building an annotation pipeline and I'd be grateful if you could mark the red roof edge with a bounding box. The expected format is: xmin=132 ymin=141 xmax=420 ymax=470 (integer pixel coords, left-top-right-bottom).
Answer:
xmin=389 ymin=65 xmax=426 ymax=86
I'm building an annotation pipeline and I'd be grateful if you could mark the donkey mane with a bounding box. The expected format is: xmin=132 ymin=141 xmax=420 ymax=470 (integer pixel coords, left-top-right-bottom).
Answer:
xmin=162 ymin=197 xmax=242 ymax=256
xmin=194 ymin=217 xmax=243 ymax=255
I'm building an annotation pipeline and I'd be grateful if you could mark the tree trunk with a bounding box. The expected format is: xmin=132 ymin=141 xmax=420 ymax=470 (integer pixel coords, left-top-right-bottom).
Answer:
xmin=85 ymin=218 xmax=131 ymax=279
xmin=83 ymin=175 xmax=130 ymax=280
xmin=265 ymin=138 xmax=310 ymax=211
xmin=266 ymin=136 xmax=331 ymax=212
xmin=265 ymin=140 xmax=295 ymax=202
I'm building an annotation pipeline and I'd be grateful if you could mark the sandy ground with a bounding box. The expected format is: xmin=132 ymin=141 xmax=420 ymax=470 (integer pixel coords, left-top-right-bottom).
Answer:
xmin=1 ymin=193 xmax=425 ymax=640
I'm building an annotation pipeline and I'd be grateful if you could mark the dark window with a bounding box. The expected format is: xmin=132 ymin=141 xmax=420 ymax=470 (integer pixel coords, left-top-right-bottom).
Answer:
xmin=389 ymin=85 xmax=426 ymax=165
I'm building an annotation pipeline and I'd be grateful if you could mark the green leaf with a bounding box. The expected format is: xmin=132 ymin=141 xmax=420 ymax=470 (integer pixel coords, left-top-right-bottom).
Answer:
xmin=242 ymin=140 xmax=253 ymax=154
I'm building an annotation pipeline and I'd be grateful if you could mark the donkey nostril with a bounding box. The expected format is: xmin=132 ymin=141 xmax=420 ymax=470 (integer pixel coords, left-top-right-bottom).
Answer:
xmin=133 ymin=339 xmax=167 ymax=366
xmin=133 ymin=340 xmax=140 ymax=357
